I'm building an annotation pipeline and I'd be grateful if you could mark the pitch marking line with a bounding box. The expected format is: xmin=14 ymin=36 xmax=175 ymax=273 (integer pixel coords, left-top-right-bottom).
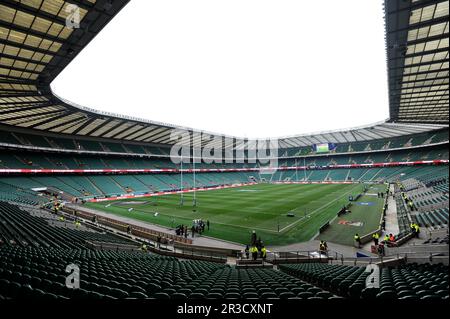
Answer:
xmin=278 ymin=184 xmax=362 ymax=233
xmin=120 ymin=206 xmax=279 ymax=233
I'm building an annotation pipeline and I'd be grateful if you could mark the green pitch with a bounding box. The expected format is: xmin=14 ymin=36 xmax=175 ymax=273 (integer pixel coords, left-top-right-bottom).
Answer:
xmin=318 ymin=184 xmax=386 ymax=246
xmin=85 ymin=183 xmax=381 ymax=246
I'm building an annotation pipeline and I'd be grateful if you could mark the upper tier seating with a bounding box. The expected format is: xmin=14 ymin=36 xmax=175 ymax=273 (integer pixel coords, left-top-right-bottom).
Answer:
xmin=1 ymin=128 xmax=448 ymax=157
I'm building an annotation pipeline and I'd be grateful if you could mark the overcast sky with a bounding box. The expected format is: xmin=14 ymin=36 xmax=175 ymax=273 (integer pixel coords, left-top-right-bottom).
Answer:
xmin=51 ymin=0 xmax=389 ymax=139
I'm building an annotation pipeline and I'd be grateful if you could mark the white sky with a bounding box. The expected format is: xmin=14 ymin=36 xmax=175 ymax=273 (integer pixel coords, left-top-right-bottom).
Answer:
xmin=51 ymin=0 xmax=389 ymax=139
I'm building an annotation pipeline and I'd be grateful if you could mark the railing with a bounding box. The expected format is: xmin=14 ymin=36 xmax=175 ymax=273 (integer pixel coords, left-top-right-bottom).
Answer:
xmin=237 ymin=249 xmax=345 ymax=265
xmin=133 ymin=238 xmax=227 ymax=263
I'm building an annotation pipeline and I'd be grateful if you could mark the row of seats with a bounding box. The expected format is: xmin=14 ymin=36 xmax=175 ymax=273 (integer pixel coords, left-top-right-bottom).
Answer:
xmin=412 ymin=208 xmax=449 ymax=228
xmin=279 ymin=263 xmax=369 ymax=298
xmin=1 ymin=145 xmax=448 ymax=172
xmin=279 ymin=263 xmax=449 ymax=300
xmin=0 ymin=201 xmax=135 ymax=249
xmin=0 ymin=246 xmax=336 ymax=300
xmin=0 ymin=182 xmax=44 ymax=206
xmin=2 ymin=129 xmax=448 ymax=158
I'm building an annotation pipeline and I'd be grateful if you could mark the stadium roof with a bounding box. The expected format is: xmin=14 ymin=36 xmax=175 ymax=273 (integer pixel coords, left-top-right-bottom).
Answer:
xmin=0 ymin=0 xmax=448 ymax=149
xmin=385 ymin=0 xmax=449 ymax=124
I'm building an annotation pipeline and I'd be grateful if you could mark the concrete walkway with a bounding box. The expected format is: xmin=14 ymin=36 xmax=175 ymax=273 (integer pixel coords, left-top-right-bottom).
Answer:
xmin=67 ymin=203 xmax=244 ymax=251
xmin=268 ymin=240 xmax=378 ymax=258
xmin=361 ymin=184 xmax=399 ymax=252
xmin=384 ymin=184 xmax=400 ymax=236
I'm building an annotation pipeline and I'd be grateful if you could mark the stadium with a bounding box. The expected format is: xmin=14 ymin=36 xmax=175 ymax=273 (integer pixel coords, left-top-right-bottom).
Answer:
xmin=0 ymin=0 xmax=448 ymax=306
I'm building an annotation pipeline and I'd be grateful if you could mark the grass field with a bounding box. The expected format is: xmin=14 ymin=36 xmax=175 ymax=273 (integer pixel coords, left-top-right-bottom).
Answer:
xmin=85 ymin=183 xmax=383 ymax=246
xmin=319 ymin=184 xmax=386 ymax=246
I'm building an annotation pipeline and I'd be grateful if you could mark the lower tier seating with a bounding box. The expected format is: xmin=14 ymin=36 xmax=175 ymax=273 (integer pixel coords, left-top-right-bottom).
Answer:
xmin=279 ymin=263 xmax=449 ymax=300
xmin=0 ymin=246 xmax=335 ymax=300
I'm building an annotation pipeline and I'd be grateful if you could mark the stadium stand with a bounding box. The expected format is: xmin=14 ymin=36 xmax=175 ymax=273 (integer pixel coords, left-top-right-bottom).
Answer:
xmin=0 ymin=0 xmax=448 ymax=304
xmin=279 ymin=262 xmax=449 ymax=299
xmin=0 ymin=202 xmax=135 ymax=249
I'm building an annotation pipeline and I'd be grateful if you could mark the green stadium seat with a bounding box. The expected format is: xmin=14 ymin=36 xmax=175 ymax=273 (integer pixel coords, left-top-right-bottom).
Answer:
xmin=154 ymin=292 xmax=170 ymax=299
xmin=376 ymin=290 xmax=396 ymax=299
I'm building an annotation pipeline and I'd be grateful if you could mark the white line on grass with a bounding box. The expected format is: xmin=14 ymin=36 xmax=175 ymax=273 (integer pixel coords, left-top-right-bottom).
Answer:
xmin=125 ymin=206 xmax=280 ymax=233
xmin=278 ymin=184 xmax=362 ymax=233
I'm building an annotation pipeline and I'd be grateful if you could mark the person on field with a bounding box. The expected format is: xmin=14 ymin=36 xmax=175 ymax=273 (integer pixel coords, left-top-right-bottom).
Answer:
xmin=256 ymin=237 xmax=262 ymax=250
xmin=251 ymin=231 xmax=257 ymax=246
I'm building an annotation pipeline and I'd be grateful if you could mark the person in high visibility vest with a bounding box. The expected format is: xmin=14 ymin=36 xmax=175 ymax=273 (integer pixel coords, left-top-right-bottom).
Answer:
xmin=260 ymin=246 xmax=267 ymax=261
xmin=354 ymin=234 xmax=361 ymax=248
xmin=414 ymin=224 xmax=420 ymax=237
xmin=372 ymin=233 xmax=379 ymax=246
xmin=250 ymin=246 xmax=258 ymax=261
xmin=384 ymin=234 xmax=389 ymax=242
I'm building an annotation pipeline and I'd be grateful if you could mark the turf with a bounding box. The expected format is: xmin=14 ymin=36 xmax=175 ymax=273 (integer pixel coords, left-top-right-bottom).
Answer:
xmin=85 ymin=183 xmax=378 ymax=246
xmin=318 ymin=184 xmax=386 ymax=246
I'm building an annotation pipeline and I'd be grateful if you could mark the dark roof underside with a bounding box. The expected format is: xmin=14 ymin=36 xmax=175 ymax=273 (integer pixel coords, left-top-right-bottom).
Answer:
xmin=385 ymin=0 xmax=449 ymax=124
xmin=0 ymin=0 xmax=448 ymax=149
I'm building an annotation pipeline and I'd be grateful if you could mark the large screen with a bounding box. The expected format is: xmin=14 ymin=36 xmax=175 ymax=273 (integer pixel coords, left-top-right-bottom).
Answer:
xmin=313 ymin=143 xmax=337 ymax=153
